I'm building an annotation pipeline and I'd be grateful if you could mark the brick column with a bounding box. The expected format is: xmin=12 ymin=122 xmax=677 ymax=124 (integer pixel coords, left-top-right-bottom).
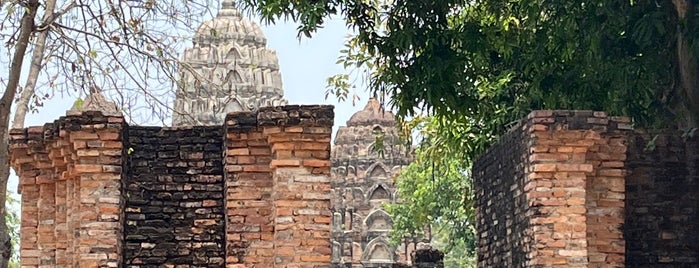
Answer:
xmin=474 ymin=110 xmax=631 ymax=267
xmin=525 ymin=111 xmax=630 ymax=267
xmin=224 ymin=112 xmax=275 ymax=267
xmin=49 ymin=133 xmax=70 ymax=267
xmin=260 ymin=105 xmax=334 ymax=268
xmin=583 ymin=115 xmax=629 ymax=266
xmin=50 ymin=124 xmax=81 ymax=267
xmin=9 ymin=127 xmax=43 ymax=267
xmin=36 ymin=152 xmax=56 ymax=268
xmin=67 ymin=113 xmax=125 ymax=267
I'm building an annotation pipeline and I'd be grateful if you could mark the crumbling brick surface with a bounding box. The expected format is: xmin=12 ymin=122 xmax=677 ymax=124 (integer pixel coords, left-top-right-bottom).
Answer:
xmin=473 ymin=110 xmax=631 ymax=268
xmin=224 ymin=105 xmax=334 ymax=268
xmin=472 ymin=117 xmax=530 ymax=267
xmin=9 ymin=105 xmax=334 ymax=268
xmin=123 ymin=126 xmax=226 ymax=266
xmin=475 ymin=110 xmax=699 ymax=267
xmin=10 ymin=111 xmax=126 ymax=268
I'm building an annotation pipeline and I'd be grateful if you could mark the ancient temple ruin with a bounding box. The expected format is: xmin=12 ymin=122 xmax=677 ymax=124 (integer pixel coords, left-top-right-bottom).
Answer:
xmin=172 ymin=0 xmax=287 ymax=126
xmin=10 ymin=92 xmax=335 ymax=267
xmin=330 ymin=98 xmax=415 ymax=267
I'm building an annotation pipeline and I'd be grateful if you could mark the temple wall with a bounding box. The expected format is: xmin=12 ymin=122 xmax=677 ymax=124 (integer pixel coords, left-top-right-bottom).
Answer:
xmin=9 ymin=105 xmax=334 ymax=268
xmin=11 ymin=112 xmax=126 ymax=267
xmin=123 ymin=126 xmax=226 ymax=266
xmin=624 ymin=131 xmax=699 ymax=266
xmin=473 ymin=110 xmax=698 ymax=267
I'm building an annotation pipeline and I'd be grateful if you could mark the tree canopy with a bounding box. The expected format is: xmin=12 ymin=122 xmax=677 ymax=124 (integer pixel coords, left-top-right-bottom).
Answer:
xmin=241 ymin=0 xmax=699 ymax=255
xmin=242 ymin=0 xmax=698 ymax=130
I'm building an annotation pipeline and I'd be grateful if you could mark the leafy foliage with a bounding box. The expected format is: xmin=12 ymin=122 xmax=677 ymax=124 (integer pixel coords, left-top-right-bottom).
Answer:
xmin=241 ymin=0 xmax=699 ymax=149
xmin=386 ymin=116 xmax=477 ymax=255
xmin=245 ymin=0 xmax=699 ymax=253
xmin=434 ymin=225 xmax=477 ymax=268
xmin=4 ymin=191 xmax=18 ymax=265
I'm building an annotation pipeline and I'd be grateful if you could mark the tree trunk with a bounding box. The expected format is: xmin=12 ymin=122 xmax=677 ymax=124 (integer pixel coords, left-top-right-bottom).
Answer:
xmin=12 ymin=0 xmax=58 ymax=129
xmin=0 ymin=1 xmax=40 ymax=267
xmin=673 ymin=0 xmax=699 ymax=128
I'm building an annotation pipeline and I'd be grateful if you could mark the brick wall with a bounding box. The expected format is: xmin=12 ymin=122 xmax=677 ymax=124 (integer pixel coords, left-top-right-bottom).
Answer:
xmin=474 ymin=110 xmax=699 ymax=267
xmin=10 ymin=112 xmax=125 ymax=267
xmin=223 ymin=106 xmax=334 ymax=267
xmin=473 ymin=110 xmax=632 ymax=267
xmin=9 ymin=105 xmax=334 ymax=268
xmin=123 ymin=126 xmax=225 ymax=266
xmin=625 ymin=131 xmax=698 ymax=266
xmin=472 ymin=118 xmax=530 ymax=267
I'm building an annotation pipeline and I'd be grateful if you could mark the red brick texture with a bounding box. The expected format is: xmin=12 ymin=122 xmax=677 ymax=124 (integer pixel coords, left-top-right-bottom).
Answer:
xmin=473 ymin=110 xmax=632 ymax=268
xmin=224 ymin=106 xmax=334 ymax=268
xmin=10 ymin=111 xmax=125 ymax=268
xmin=9 ymin=105 xmax=334 ymax=268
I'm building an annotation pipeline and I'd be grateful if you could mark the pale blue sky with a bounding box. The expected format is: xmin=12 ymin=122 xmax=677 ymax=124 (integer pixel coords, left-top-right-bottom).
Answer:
xmin=8 ymin=15 xmax=365 ymax=198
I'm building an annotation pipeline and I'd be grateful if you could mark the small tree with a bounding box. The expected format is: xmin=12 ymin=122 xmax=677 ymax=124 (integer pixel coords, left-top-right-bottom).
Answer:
xmin=0 ymin=1 xmax=217 ymax=266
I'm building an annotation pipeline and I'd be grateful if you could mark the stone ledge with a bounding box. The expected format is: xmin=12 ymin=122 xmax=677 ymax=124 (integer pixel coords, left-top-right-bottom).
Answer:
xmin=225 ymin=105 xmax=334 ymax=131
xmin=527 ymin=110 xmax=632 ymax=132
xmin=9 ymin=110 xmax=125 ymax=147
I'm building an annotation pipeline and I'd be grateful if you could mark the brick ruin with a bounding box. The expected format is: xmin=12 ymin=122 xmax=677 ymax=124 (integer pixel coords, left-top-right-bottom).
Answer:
xmin=9 ymin=104 xmax=335 ymax=267
xmin=473 ymin=110 xmax=698 ymax=267
xmin=11 ymin=96 xmax=698 ymax=268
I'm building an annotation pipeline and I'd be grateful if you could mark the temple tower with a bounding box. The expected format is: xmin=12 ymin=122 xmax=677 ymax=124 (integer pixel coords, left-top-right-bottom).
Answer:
xmin=330 ymin=98 xmax=415 ymax=267
xmin=172 ymin=0 xmax=286 ymax=126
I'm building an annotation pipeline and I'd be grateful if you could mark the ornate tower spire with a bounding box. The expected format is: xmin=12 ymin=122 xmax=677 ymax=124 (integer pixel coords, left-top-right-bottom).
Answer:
xmin=330 ymin=98 xmax=414 ymax=266
xmin=218 ymin=0 xmax=242 ymax=18
xmin=172 ymin=0 xmax=287 ymax=126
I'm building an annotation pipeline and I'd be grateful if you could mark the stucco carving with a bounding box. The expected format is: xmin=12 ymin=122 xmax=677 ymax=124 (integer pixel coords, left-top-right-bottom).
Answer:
xmin=172 ymin=0 xmax=287 ymax=126
xmin=331 ymin=98 xmax=414 ymax=267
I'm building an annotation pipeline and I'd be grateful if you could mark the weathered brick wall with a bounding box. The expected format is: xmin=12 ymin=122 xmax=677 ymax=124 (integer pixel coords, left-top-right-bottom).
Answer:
xmin=9 ymin=105 xmax=334 ymax=268
xmin=223 ymin=106 xmax=334 ymax=267
xmin=473 ymin=110 xmax=631 ymax=267
xmin=123 ymin=126 xmax=225 ymax=266
xmin=10 ymin=112 xmax=125 ymax=267
xmin=472 ymin=119 xmax=530 ymax=267
xmin=625 ymin=132 xmax=698 ymax=266
xmin=223 ymin=112 xmax=275 ymax=266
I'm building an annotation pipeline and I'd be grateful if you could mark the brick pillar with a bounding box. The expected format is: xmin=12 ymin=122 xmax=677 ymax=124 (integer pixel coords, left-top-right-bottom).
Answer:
xmin=10 ymin=106 xmax=125 ymax=268
xmin=261 ymin=106 xmax=334 ymax=268
xmin=10 ymin=127 xmax=42 ymax=267
xmin=473 ymin=110 xmax=632 ymax=268
xmin=583 ymin=115 xmax=629 ymax=266
xmin=224 ymin=112 xmax=274 ymax=267
xmin=525 ymin=111 xmax=630 ymax=267
xmin=68 ymin=114 xmax=125 ymax=267
xmin=49 ymin=133 xmax=70 ymax=267
xmin=36 ymin=151 xmax=56 ymax=268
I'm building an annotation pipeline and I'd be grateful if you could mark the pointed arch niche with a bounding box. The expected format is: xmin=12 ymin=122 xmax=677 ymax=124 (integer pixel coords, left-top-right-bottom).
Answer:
xmin=361 ymin=237 xmax=394 ymax=263
xmin=368 ymin=184 xmax=390 ymax=201
xmin=226 ymin=46 xmax=242 ymax=60
xmin=365 ymin=162 xmax=389 ymax=179
xmin=363 ymin=209 xmax=392 ymax=231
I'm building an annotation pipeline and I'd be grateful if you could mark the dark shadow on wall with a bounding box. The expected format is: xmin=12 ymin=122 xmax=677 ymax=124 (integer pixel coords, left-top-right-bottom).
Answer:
xmin=625 ymin=131 xmax=699 ymax=266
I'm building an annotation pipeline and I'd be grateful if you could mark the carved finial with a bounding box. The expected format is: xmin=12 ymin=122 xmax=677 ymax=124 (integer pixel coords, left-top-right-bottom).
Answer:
xmin=67 ymin=87 xmax=122 ymax=116
xmin=363 ymin=97 xmax=382 ymax=113
xmin=218 ymin=0 xmax=242 ymax=18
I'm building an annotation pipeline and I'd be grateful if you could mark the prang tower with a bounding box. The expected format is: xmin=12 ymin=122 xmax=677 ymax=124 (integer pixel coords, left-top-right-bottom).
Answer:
xmin=330 ymin=98 xmax=416 ymax=267
xmin=172 ymin=0 xmax=286 ymax=126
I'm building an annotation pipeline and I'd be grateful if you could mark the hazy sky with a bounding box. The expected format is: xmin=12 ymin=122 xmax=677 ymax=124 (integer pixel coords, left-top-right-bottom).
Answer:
xmin=7 ymin=12 xmax=366 ymax=196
